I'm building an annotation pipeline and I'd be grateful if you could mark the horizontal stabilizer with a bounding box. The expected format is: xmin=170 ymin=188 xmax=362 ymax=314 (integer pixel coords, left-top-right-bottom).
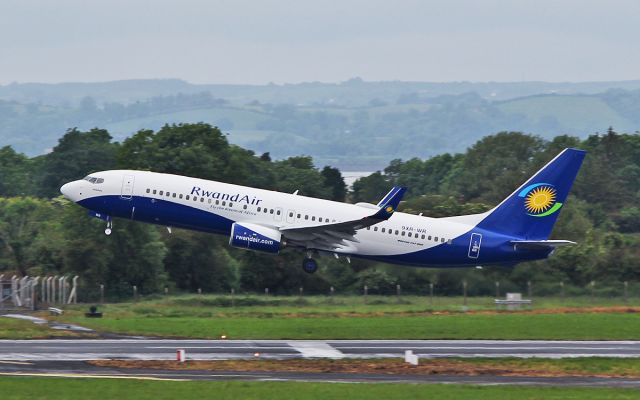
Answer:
xmin=511 ymin=240 xmax=576 ymax=250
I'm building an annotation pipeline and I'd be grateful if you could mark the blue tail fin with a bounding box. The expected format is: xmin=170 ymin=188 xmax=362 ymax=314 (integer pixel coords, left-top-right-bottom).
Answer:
xmin=477 ymin=148 xmax=586 ymax=239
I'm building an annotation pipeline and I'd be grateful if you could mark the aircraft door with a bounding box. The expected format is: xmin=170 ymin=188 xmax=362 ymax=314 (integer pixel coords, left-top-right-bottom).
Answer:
xmin=286 ymin=209 xmax=295 ymax=224
xmin=121 ymin=174 xmax=135 ymax=200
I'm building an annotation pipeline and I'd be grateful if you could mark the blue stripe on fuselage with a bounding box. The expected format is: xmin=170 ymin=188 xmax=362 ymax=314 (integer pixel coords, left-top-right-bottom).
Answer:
xmin=78 ymin=195 xmax=234 ymax=234
xmin=357 ymin=227 xmax=552 ymax=267
xmin=78 ymin=195 xmax=551 ymax=268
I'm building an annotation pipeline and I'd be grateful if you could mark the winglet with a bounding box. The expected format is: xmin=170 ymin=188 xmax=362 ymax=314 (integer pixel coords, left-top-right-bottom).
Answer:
xmin=372 ymin=186 xmax=407 ymax=219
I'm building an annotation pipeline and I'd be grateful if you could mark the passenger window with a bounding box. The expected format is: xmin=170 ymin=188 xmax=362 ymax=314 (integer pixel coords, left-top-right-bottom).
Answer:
xmin=222 ymin=201 xmax=226 ymax=206
xmin=159 ymin=191 xmax=163 ymax=195
xmin=166 ymin=192 xmax=170 ymax=197
xmin=200 ymin=198 xmax=204 ymax=202
xmin=153 ymin=190 xmax=157 ymax=195
xmin=270 ymin=209 xmax=274 ymax=214
xmin=395 ymin=230 xmax=399 ymax=235
xmin=208 ymin=199 xmax=211 ymax=203
xmin=185 ymin=195 xmax=189 ymax=200
xmin=311 ymin=216 xmax=315 ymax=221
xmin=401 ymin=231 xmax=406 ymax=236
xmin=216 ymin=200 xmax=220 ymax=205
xmin=297 ymin=214 xmax=301 ymax=219
xmin=179 ymin=194 xmax=183 ymax=199
xmin=434 ymin=237 xmax=438 ymax=241
xmin=173 ymin=193 xmax=177 ymax=198
xmin=305 ymin=215 xmax=309 ymax=220
xmin=421 ymin=234 xmax=425 ymax=239
xmin=428 ymin=236 xmax=432 ymax=240
xmin=264 ymin=208 xmax=268 ymax=213
xmin=374 ymin=227 xmax=378 ymax=231
xmin=381 ymin=228 xmax=385 ymax=233
xmin=389 ymin=230 xmax=393 ymax=235
xmin=194 ymin=197 xmax=198 ymax=201
xmin=441 ymin=238 xmax=446 ymax=243
xmin=243 ymin=205 xmax=247 ymax=210
xmin=289 ymin=212 xmax=293 ymax=217
xmin=229 ymin=203 xmax=233 ymax=207
xmin=277 ymin=210 xmax=281 ymax=215
xmin=146 ymin=188 xmax=150 ymax=193
xmin=257 ymin=207 xmax=261 ymax=212
xmin=367 ymin=227 xmax=370 ymax=230
xmin=407 ymin=232 xmax=412 ymax=237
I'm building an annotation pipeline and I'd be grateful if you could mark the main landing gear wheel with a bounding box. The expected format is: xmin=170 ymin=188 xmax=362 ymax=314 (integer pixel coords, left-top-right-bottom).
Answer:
xmin=302 ymin=258 xmax=318 ymax=274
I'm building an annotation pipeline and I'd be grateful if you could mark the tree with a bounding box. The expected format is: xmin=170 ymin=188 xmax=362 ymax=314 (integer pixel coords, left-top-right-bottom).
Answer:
xmin=39 ymin=128 xmax=117 ymax=197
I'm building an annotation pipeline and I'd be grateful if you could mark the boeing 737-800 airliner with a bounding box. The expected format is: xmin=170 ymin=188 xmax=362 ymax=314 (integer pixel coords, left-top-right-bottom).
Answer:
xmin=60 ymin=148 xmax=585 ymax=273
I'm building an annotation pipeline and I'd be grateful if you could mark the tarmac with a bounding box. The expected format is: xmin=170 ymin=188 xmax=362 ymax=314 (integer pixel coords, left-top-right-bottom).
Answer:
xmin=1 ymin=339 xmax=640 ymax=387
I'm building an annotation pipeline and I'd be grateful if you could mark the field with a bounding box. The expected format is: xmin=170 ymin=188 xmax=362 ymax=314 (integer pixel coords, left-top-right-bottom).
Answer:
xmin=0 ymin=377 xmax=637 ymax=400
xmin=40 ymin=295 xmax=640 ymax=340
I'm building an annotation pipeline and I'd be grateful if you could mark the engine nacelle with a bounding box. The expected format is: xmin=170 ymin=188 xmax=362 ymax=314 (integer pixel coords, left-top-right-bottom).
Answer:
xmin=229 ymin=222 xmax=282 ymax=254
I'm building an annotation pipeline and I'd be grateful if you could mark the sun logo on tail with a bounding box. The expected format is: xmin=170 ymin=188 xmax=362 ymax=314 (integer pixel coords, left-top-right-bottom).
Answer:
xmin=518 ymin=183 xmax=563 ymax=217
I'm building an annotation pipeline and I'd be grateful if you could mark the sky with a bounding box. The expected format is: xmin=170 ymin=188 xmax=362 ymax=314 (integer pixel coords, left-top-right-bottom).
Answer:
xmin=1 ymin=0 xmax=639 ymax=85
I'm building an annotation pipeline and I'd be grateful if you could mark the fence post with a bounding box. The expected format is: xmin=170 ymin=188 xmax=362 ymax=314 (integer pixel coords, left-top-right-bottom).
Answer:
xmin=590 ymin=281 xmax=595 ymax=303
xmin=133 ymin=285 xmax=138 ymax=302
xmin=396 ymin=284 xmax=401 ymax=301
xmin=495 ymin=281 xmax=500 ymax=298
xmin=264 ymin=288 xmax=269 ymax=296
xmin=624 ymin=281 xmax=629 ymax=304
xmin=463 ymin=280 xmax=468 ymax=307
xmin=164 ymin=287 xmax=169 ymax=296
xmin=429 ymin=283 xmax=434 ymax=307
xmin=299 ymin=287 xmax=304 ymax=298
xmin=363 ymin=285 xmax=368 ymax=304
xmin=197 ymin=288 xmax=202 ymax=295
xmin=100 ymin=284 xmax=105 ymax=304
xmin=560 ymin=281 xmax=565 ymax=299
xmin=527 ymin=280 xmax=532 ymax=299
xmin=231 ymin=288 xmax=235 ymax=307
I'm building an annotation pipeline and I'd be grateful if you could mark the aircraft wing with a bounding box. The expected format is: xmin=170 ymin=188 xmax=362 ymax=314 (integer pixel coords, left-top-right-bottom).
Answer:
xmin=280 ymin=186 xmax=406 ymax=251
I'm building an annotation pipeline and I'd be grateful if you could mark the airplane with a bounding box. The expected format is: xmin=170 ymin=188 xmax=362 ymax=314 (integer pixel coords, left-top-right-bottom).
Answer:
xmin=60 ymin=148 xmax=586 ymax=274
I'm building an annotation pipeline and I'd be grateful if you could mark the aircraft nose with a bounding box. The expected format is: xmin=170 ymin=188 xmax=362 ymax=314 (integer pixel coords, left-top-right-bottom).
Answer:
xmin=60 ymin=182 xmax=71 ymax=197
xmin=60 ymin=181 xmax=79 ymax=200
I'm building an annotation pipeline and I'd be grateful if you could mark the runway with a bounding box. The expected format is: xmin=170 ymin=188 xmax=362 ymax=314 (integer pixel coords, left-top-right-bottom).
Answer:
xmin=1 ymin=339 xmax=640 ymax=360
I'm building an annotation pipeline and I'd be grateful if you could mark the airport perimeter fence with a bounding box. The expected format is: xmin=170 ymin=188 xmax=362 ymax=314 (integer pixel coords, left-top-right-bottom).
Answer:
xmin=71 ymin=278 xmax=640 ymax=307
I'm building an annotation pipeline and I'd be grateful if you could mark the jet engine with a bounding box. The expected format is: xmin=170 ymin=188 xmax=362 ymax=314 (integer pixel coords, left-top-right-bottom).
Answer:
xmin=229 ymin=222 xmax=283 ymax=254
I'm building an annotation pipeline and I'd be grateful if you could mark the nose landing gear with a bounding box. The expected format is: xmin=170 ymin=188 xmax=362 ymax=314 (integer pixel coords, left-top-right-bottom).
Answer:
xmin=105 ymin=219 xmax=113 ymax=235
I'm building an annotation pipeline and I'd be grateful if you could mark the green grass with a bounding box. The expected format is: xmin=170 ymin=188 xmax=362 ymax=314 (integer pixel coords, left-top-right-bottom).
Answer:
xmin=65 ymin=312 xmax=640 ymax=340
xmin=0 ymin=378 xmax=637 ymax=400
xmin=51 ymin=294 xmax=640 ymax=340
xmin=0 ymin=317 xmax=93 ymax=339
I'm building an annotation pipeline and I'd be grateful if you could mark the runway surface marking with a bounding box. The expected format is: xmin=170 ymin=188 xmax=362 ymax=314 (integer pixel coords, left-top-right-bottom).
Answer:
xmin=288 ymin=341 xmax=344 ymax=359
xmin=0 ymin=372 xmax=188 ymax=381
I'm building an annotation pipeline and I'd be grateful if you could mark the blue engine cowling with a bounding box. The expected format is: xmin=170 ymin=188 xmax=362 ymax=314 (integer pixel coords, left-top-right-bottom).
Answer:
xmin=229 ymin=222 xmax=282 ymax=254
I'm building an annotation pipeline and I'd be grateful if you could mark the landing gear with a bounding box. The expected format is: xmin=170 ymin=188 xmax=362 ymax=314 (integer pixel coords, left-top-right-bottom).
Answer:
xmin=104 ymin=219 xmax=113 ymax=235
xmin=302 ymin=257 xmax=318 ymax=274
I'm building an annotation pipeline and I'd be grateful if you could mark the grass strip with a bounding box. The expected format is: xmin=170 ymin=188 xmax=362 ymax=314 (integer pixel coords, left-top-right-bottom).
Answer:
xmin=90 ymin=357 xmax=640 ymax=378
xmin=0 ymin=377 xmax=637 ymax=400
xmin=67 ymin=312 xmax=640 ymax=340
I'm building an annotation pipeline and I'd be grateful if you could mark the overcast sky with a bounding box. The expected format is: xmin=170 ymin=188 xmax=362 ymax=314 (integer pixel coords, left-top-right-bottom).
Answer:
xmin=1 ymin=0 xmax=639 ymax=84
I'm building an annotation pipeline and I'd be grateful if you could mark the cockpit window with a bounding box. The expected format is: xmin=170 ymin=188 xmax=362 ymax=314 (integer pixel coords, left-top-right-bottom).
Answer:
xmin=82 ymin=176 xmax=104 ymax=184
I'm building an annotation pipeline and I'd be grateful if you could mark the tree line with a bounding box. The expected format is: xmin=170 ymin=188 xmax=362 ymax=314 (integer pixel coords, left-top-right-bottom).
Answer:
xmin=0 ymin=123 xmax=638 ymax=299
